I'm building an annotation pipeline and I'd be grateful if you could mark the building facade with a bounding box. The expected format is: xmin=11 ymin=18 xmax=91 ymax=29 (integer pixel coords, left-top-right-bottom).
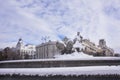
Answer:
xmin=16 ymin=38 xmax=36 ymax=59
xmin=98 ymin=39 xmax=114 ymax=56
xmin=36 ymin=41 xmax=60 ymax=59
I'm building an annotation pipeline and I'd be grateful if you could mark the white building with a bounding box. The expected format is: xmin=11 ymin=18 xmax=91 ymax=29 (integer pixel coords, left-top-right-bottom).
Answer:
xmin=16 ymin=38 xmax=36 ymax=59
xmin=36 ymin=41 xmax=60 ymax=59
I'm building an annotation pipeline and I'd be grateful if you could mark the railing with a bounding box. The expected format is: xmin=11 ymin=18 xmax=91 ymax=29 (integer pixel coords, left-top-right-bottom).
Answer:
xmin=0 ymin=57 xmax=120 ymax=68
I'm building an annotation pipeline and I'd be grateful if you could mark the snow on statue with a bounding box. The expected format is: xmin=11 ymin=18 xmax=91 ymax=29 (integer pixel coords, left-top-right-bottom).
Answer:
xmin=56 ymin=37 xmax=74 ymax=54
xmin=56 ymin=31 xmax=115 ymax=56
xmin=73 ymin=32 xmax=83 ymax=52
xmin=56 ymin=32 xmax=84 ymax=54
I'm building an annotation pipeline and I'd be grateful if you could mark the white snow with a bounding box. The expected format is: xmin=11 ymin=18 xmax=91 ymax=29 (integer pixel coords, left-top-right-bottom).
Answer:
xmin=0 ymin=52 xmax=120 ymax=76
xmin=0 ymin=66 xmax=120 ymax=76
xmin=0 ymin=56 xmax=120 ymax=64
xmin=54 ymin=52 xmax=93 ymax=59
xmin=73 ymin=40 xmax=83 ymax=48
xmin=0 ymin=52 xmax=120 ymax=64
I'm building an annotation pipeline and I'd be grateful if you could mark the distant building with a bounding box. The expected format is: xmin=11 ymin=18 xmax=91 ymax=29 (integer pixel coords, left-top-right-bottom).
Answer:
xmin=36 ymin=41 xmax=60 ymax=59
xmin=98 ymin=39 xmax=114 ymax=56
xmin=16 ymin=38 xmax=36 ymax=59
xmin=98 ymin=39 xmax=107 ymax=48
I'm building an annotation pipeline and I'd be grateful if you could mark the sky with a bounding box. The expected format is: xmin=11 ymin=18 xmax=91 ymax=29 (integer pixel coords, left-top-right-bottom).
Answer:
xmin=0 ymin=0 xmax=120 ymax=53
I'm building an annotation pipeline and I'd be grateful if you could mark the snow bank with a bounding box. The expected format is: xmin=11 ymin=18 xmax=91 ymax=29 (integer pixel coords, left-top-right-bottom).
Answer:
xmin=0 ymin=52 xmax=120 ymax=64
xmin=54 ymin=52 xmax=93 ymax=59
xmin=0 ymin=66 xmax=120 ymax=76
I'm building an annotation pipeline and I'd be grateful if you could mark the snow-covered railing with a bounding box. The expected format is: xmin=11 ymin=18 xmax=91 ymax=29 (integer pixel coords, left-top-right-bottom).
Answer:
xmin=0 ymin=57 xmax=120 ymax=68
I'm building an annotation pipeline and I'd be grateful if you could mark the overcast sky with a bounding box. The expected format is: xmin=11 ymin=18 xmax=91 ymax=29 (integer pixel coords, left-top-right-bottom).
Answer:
xmin=0 ymin=0 xmax=120 ymax=53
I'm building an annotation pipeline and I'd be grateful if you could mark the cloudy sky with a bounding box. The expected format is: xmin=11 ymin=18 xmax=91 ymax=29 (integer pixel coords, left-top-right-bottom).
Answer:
xmin=0 ymin=0 xmax=120 ymax=52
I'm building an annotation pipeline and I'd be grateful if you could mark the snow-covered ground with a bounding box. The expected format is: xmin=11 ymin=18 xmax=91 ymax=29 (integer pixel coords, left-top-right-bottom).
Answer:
xmin=0 ymin=66 xmax=120 ymax=76
xmin=0 ymin=52 xmax=120 ymax=64
xmin=54 ymin=52 xmax=93 ymax=59
xmin=0 ymin=52 xmax=120 ymax=76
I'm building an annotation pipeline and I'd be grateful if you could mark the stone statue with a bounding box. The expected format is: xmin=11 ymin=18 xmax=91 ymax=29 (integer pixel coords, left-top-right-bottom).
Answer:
xmin=56 ymin=37 xmax=74 ymax=54
xmin=56 ymin=41 xmax=66 ymax=55
xmin=73 ymin=32 xmax=83 ymax=52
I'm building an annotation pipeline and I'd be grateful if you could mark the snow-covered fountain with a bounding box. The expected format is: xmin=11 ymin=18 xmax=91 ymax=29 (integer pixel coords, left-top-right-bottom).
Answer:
xmin=55 ymin=32 xmax=116 ymax=58
xmin=0 ymin=32 xmax=120 ymax=68
xmin=0 ymin=32 xmax=120 ymax=80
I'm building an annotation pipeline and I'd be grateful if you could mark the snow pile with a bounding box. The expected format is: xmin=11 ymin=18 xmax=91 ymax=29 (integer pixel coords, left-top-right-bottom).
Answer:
xmin=0 ymin=66 xmax=120 ymax=76
xmin=54 ymin=52 xmax=93 ymax=59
